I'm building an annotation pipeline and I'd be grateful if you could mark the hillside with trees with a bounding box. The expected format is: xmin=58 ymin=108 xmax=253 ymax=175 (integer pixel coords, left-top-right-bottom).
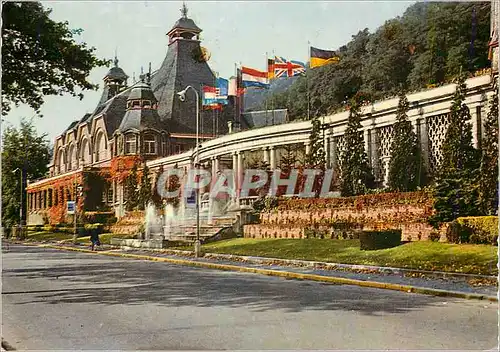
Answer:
xmin=262 ymin=1 xmax=491 ymax=120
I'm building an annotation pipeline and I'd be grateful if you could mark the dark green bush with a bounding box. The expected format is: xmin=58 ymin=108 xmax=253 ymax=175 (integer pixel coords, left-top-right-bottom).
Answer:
xmin=359 ymin=230 xmax=402 ymax=250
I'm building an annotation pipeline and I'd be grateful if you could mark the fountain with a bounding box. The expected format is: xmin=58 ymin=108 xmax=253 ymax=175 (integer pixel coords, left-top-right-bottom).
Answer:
xmin=111 ymin=189 xmax=238 ymax=249
xmin=144 ymin=202 xmax=164 ymax=240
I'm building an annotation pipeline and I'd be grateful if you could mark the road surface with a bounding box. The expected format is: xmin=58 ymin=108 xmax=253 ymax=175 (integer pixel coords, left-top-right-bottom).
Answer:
xmin=2 ymin=244 xmax=498 ymax=350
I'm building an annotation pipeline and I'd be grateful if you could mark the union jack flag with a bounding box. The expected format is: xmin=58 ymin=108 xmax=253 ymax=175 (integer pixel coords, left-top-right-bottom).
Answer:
xmin=272 ymin=56 xmax=306 ymax=78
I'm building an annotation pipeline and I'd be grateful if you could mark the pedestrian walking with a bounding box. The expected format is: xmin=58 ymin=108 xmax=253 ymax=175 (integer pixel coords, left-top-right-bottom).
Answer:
xmin=90 ymin=231 xmax=101 ymax=251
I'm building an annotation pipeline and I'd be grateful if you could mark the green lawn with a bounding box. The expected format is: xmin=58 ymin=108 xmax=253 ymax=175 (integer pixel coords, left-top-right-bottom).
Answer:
xmin=194 ymin=238 xmax=498 ymax=275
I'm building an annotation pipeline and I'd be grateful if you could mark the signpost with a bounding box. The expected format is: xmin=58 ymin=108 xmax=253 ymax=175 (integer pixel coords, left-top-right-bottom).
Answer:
xmin=67 ymin=201 xmax=76 ymax=215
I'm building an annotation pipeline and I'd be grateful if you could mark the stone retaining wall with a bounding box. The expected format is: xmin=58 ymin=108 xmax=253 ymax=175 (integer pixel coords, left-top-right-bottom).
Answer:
xmin=244 ymin=193 xmax=442 ymax=241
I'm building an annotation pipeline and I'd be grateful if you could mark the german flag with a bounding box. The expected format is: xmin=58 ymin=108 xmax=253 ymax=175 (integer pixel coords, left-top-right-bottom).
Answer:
xmin=267 ymin=58 xmax=275 ymax=79
xmin=310 ymin=46 xmax=340 ymax=68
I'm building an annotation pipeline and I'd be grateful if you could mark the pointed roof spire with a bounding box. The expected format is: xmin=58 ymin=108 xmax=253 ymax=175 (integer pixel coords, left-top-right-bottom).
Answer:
xmin=181 ymin=2 xmax=188 ymax=18
xmin=114 ymin=47 xmax=119 ymax=67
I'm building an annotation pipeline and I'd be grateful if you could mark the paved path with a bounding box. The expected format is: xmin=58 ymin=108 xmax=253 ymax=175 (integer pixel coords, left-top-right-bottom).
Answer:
xmin=2 ymin=244 xmax=498 ymax=350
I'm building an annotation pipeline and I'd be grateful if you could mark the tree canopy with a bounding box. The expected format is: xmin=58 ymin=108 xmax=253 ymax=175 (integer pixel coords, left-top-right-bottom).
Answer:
xmin=265 ymin=1 xmax=491 ymax=120
xmin=1 ymin=1 xmax=110 ymax=116
xmin=2 ymin=119 xmax=51 ymax=227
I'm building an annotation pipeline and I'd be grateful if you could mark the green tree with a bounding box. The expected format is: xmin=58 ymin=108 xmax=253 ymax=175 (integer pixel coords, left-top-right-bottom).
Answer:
xmin=388 ymin=88 xmax=426 ymax=191
xmin=477 ymin=90 xmax=499 ymax=215
xmin=305 ymin=115 xmax=326 ymax=168
xmin=339 ymin=95 xmax=374 ymax=196
xmin=429 ymin=75 xmax=480 ymax=226
xmin=124 ymin=164 xmax=139 ymax=211
xmin=1 ymin=119 xmax=51 ymax=227
xmin=1 ymin=2 xmax=110 ymax=115
xmin=138 ymin=164 xmax=152 ymax=210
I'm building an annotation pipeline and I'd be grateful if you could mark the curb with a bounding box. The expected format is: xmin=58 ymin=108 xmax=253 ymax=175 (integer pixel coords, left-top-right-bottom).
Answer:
xmin=36 ymin=243 xmax=498 ymax=302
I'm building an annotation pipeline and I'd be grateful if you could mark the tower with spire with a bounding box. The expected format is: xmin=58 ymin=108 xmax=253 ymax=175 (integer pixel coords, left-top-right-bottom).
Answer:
xmin=100 ymin=54 xmax=128 ymax=104
xmin=150 ymin=2 xmax=229 ymax=134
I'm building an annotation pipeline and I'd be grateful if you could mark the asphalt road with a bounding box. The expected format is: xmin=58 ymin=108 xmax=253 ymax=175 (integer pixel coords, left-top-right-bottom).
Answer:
xmin=2 ymin=244 xmax=498 ymax=350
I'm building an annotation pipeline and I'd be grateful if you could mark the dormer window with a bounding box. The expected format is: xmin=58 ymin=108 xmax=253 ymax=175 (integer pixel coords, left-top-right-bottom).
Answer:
xmin=142 ymin=100 xmax=151 ymax=108
xmin=132 ymin=100 xmax=141 ymax=108
xmin=144 ymin=133 xmax=156 ymax=155
xmin=125 ymin=134 xmax=137 ymax=154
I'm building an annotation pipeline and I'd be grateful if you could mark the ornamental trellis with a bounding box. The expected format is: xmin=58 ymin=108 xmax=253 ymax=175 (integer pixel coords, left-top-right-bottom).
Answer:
xmin=426 ymin=112 xmax=451 ymax=175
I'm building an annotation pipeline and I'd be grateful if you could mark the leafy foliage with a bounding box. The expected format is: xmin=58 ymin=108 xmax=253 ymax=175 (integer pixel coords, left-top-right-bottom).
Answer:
xmin=339 ymin=95 xmax=374 ymax=196
xmin=477 ymin=90 xmax=499 ymax=215
xmin=124 ymin=163 xmax=139 ymax=211
xmin=305 ymin=115 xmax=326 ymax=168
xmin=1 ymin=2 xmax=110 ymax=115
xmin=138 ymin=164 xmax=152 ymax=210
xmin=1 ymin=119 xmax=51 ymax=227
xmin=388 ymin=88 xmax=427 ymax=191
xmin=266 ymin=2 xmax=491 ymax=120
xmin=429 ymin=75 xmax=480 ymax=226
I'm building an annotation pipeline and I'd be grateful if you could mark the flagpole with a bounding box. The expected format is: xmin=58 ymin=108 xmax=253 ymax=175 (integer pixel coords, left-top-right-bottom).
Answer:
xmin=307 ymin=40 xmax=311 ymax=120
xmin=265 ymin=51 xmax=269 ymax=125
xmin=234 ymin=62 xmax=237 ymax=126
xmin=272 ymin=49 xmax=275 ymax=125
xmin=238 ymin=61 xmax=243 ymax=124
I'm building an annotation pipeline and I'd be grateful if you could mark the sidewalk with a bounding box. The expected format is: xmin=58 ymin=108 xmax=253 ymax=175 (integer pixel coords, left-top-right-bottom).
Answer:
xmin=15 ymin=239 xmax=497 ymax=300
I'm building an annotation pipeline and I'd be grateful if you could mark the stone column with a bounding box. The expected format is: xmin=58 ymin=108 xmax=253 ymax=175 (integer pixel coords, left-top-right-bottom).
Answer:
xmin=269 ymin=146 xmax=276 ymax=170
xmin=232 ymin=152 xmax=238 ymax=201
xmin=263 ymin=147 xmax=269 ymax=164
xmin=417 ymin=117 xmax=430 ymax=172
xmin=330 ymin=137 xmax=337 ymax=171
xmin=369 ymin=128 xmax=379 ymax=181
xmin=304 ymin=141 xmax=311 ymax=156
xmin=470 ymin=105 xmax=480 ymax=149
xmin=237 ymin=151 xmax=244 ymax=198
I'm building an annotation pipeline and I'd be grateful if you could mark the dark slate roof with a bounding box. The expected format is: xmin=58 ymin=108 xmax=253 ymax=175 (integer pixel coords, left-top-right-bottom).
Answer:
xmin=63 ymin=120 xmax=80 ymax=134
xmin=241 ymin=109 xmax=288 ymax=129
xmin=150 ymin=39 xmax=217 ymax=133
xmin=169 ymin=17 xmax=201 ymax=33
xmin=118 ymin=108 xmax=165 ymax=133
xmin=128 ymin=82 xmax=158 ymax=101
xmin=105 ymin=66 xmax=128 ymax=81
xmin=99 ymin=93 xmax=129 ymax=137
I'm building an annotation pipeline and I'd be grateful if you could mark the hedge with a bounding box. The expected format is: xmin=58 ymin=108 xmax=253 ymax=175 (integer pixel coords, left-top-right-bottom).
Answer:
xmin=359 ymin=230 xmax=402 ymax=250
xmin=446 ymin=216 xmax=498 ymax=245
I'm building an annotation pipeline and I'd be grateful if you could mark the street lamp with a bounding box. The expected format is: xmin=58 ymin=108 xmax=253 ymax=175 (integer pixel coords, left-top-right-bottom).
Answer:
xmin=177 ymin=85 xmax=202 ymax=257
xmin=12 ymin=168 xmax=24 ymax=236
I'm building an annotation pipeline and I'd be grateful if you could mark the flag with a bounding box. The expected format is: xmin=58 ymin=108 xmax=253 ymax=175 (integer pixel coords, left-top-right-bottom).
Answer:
xmin=203 ymin=83 xmax=228 ymax=106
xmin=273 ymin=56 xmax=306 ymax=78
xmin=268 ymin=58 xmax=275 ymax=79
xmin=228 ymin=75 xmax=245 ymax=97
xmin=216 ymin=77 xmax=229 ymax=100
xmin=310 ymin=46 xmax=340 ymax=68
xmin=241 ymin=66 xmax=269 ymax=89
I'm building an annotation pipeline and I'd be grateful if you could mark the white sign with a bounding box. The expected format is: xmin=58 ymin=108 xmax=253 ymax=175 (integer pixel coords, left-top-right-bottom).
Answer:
xmin=67 ymin=201 xmax=76 ymax=215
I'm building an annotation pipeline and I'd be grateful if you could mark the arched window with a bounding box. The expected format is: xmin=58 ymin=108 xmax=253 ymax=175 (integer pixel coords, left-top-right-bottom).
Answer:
xmin=81 ymin=139 xmax=91 ymax=165
xmin=68 ymin=144 xmax=77 ymax=170
xmin=125 ymin=134 xmax=137 ymax=154
xmin=57 ymin=148 xmax=65 ymax=174
xmin=95 ymin=131 xmax=107 ymax=162
xmin=143 ymin=133 xmax=156 ymax=155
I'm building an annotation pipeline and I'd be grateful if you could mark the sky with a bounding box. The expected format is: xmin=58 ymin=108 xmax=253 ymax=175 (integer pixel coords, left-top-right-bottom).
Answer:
xmin=4 ymin=0 xmax=414 ymax=144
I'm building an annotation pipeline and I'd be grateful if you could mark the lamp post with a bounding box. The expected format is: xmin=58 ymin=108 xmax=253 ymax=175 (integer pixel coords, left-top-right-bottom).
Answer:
xmin=72 ymin=174 xmax=83 ymax=243
xmin=176 ymin=85 xmax=201 ymax=257
xmin=12 ymin=168 xmax=24 ymax=237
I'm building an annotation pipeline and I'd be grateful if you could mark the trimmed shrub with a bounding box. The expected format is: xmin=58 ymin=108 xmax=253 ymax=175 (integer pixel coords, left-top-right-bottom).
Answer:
xmin=447 ymin=216 xmax=498 ymax=245
xmin=359 ymin=230 xmax=402 ymax=250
